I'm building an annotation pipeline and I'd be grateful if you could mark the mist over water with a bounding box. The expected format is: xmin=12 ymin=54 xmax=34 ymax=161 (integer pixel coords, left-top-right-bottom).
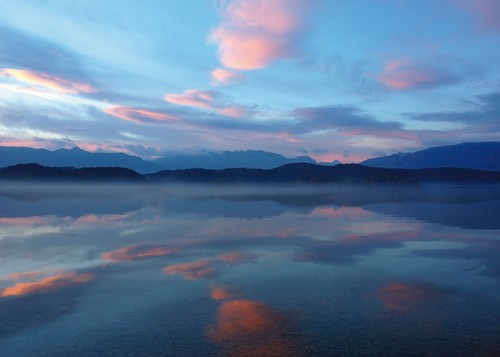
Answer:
xmin=1 ymin=183 xmax=500 ymax=356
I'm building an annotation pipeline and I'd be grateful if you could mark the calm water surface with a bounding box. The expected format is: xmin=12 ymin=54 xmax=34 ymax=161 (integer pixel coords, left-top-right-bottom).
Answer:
xmin=1 ymin=183 xmax=500 ymax=356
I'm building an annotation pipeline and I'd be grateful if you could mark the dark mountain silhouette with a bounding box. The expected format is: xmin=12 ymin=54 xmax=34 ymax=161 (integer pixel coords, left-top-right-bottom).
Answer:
xmin=152 ymin=150 xmax=316 ymax=169
xmin=0 ymin=147 xmax=161 ymax=174
xmin=0 ymin=163 xmax=145 ymax=182
xmin=362 ymin=142 xmax=500 ymax=171
xmin=2 ymin=163 xmax=500 ymax=184
xmin=149 ymin=163 xmax=500 ymax=185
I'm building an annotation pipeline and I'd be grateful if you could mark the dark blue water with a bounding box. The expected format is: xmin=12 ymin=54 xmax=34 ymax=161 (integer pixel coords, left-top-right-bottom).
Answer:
xmin=0 ymin=184 xmax=499 ymax=356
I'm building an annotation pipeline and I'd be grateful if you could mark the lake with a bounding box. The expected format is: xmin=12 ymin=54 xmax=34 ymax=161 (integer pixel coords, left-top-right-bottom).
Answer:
xmin=1 ymin=183 xmax=500 ymax=356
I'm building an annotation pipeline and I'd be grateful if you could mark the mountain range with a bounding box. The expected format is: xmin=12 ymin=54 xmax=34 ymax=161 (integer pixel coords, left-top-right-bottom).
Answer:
xmin=0 ymin=147 xmax=317 ymax=173
xmin=0 ymin=142 xmax=499 ymax=173
xmin=362 ymin=142 xmax=500 ymax=171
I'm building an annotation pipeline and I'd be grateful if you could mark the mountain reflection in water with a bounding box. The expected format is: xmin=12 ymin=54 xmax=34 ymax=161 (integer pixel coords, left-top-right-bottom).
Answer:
xmin=0 ymin=183 xmax=499 ymax=356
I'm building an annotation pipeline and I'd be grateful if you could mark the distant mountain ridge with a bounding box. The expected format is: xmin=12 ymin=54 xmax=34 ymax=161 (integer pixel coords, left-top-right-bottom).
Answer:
xmin=153 ymin=150 xmax=316 ymax=170
xmin=0 ymin=147 xmax=318 ymax=173
xmin=0 ymin=147 xmax=162 ymax=174
xmin=362 ymin=142 xmax=500 ymax=171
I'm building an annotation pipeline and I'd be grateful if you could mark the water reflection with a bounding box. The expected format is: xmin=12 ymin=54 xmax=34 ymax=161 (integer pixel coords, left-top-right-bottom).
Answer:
xmin=0 ymin=183 xmax=499 ymax=355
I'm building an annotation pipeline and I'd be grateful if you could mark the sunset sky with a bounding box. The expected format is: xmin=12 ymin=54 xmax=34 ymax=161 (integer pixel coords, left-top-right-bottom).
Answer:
xmin=0 ymin=0 xmax=499 ymax=162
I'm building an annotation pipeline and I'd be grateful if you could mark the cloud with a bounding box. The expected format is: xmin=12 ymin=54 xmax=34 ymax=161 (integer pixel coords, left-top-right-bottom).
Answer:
xmin=210 ymin=0 xmax=313 ymax=70
xmin=0 ymin=272 xmax=93 ymax=297
xmin=217 ymin=104 xmax=257 ymax=118
xmin=373 ymin=58 xmax=455 ymax=90
xmin=163 ymin=250 xmax=256 ymax=280
xmin=0 ymin=68 xmax=96 ymax=94
xmin=163 ymin=259 xmax=216 ymax=280
xmin=409 ymin=91 xmax=500 ymax=128
xmin=102 ymin=244 xmax=178 ymax=262
xmin=295 ymin=229 xmax=420 ymax=265
xmin=164 ymin=89 xmax=217 ymax=109
xmin=292 ymin=105 xmax=404 ymax=134
xmin=208 ymin=299 xmax=298 ymax=355
xmin=210 ymin=68 xmax=246 ymax=86
xmin=103 ymin=105 xmax=179 ymax=124
xmin=0 ymin=24 xmax=86 ymax=79
xmin=0 ymin=270 xmax=47 ymax=281
xmin=376 ymin=282 xmax=450 ymax=313
xmin=217 ymin=251 xmax=256 ymax=263
xmin=211 ymin=285 xmax=240 ymax=301
xmin=454 ymin=0 xmax=500 ymax=32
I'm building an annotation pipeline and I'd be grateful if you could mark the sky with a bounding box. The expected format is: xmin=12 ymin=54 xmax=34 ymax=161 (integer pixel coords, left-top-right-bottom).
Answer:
xmin=0 ymin=0 xmax=499 ymax=163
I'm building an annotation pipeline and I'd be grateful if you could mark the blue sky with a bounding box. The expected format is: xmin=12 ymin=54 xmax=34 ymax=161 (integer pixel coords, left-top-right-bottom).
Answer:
xmin=0 ymin=0 xmax=499 ymax=162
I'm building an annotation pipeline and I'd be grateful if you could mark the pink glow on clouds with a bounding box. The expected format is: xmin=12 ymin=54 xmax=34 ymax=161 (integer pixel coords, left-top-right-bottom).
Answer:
xmin=0 ymin=140 xmax=54 ymax=149
xmin=104 ymin=105 xmax=178 ymax=124
xmin=163 ymin=260 xmax=215 ymax=280
xmin=455 ymin=0 xmax=500 ymax=32
xmin=164 ymin=89 xmax=216 ymax=108
xmin=211 ymin=68 xmax=246 ymax=86
xmin=376 ymin=282 xmax=440 ymax=313
xmin=102 ymin=244 xmax=178 ymax=262
xmin=210 ymin=0 xmax=312 ymax=70
xmin=218 ymin=105 xmax=255 ymax=118
xmin=217 ymin=251 xmax=256 ymax=264
xmin=0 ymin=68 xmax=95 ymax=94
xmin=375 ymin=59 xmax=452 ymax=90
xmin=74 ymin=213 xmax=132 ymax=225
xmin=0 ymin=270 xmax=48 ymax=281
xmin=0 ymin=216 xmax=51 ymax=225
xmin=0 ymin=272 xmax=93 ymax=297
xmin=310 ymin=206 xmax=373 ymax=219
xmin=275 ymin=132 xmax=302 ymax=143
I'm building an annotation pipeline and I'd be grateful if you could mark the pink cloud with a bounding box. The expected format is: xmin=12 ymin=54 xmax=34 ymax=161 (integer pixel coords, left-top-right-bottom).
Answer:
xmin=210 ymin=0 xmax=312 ymax=70
xmin=455 ymin=0 xmax=500 ymax=32
xmin=102 ymin=244 xmax=178 ymax=262
xmin=217 ymin=104 xmax=256 ymax=118
xmin=0 ymin=68 xmax=95 ymax=94
xmin=164 ymin=89 xmax=217 ymax=109
xmin=374 ymin=58 xmax=454 ymax=90
xmin=217 ymin=251 xmax=256 ymax=264
xmin=0 ymin=216 xmax=51 ymax=225
xmin=104 ymin=105 xmax=178 ymax=124
xmin=0 ymin=272 xmax=93 ymax=297
xmin=211 ymin=285 xmax=240 ymax=301
xmin=376 ymin=282 xmax=442 ymax=313
xmin=163 ymin=260 xmax=215 ymax=280
xmin=310 ymin=206 xmax=373 ymax=219
xmin=0 ymin=270 xmax=48 ymax=281
xmin=211 ymin=68 xmax=246 ymax=86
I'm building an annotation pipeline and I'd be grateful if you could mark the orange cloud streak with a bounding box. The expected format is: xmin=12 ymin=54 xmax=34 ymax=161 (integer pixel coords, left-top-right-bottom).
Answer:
xmin=164 ymin=89 xmax=216 ymax=109
xmin=1 ymin=270 xmax=47 ymax=281
xmin=217 ymin=251 xmax=256 ymax=264
xmin=104 ymin=105 xmax=178 ymax=124
xmin=0 ymin=68 xmax=95 ymax=94
xmin=102 ymin=245 xmax=178 ymax=262
xmin=163 ymin=260 xmax=215 ymax=280
xmin=0 ymin=273 xmax=93 ymax=297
